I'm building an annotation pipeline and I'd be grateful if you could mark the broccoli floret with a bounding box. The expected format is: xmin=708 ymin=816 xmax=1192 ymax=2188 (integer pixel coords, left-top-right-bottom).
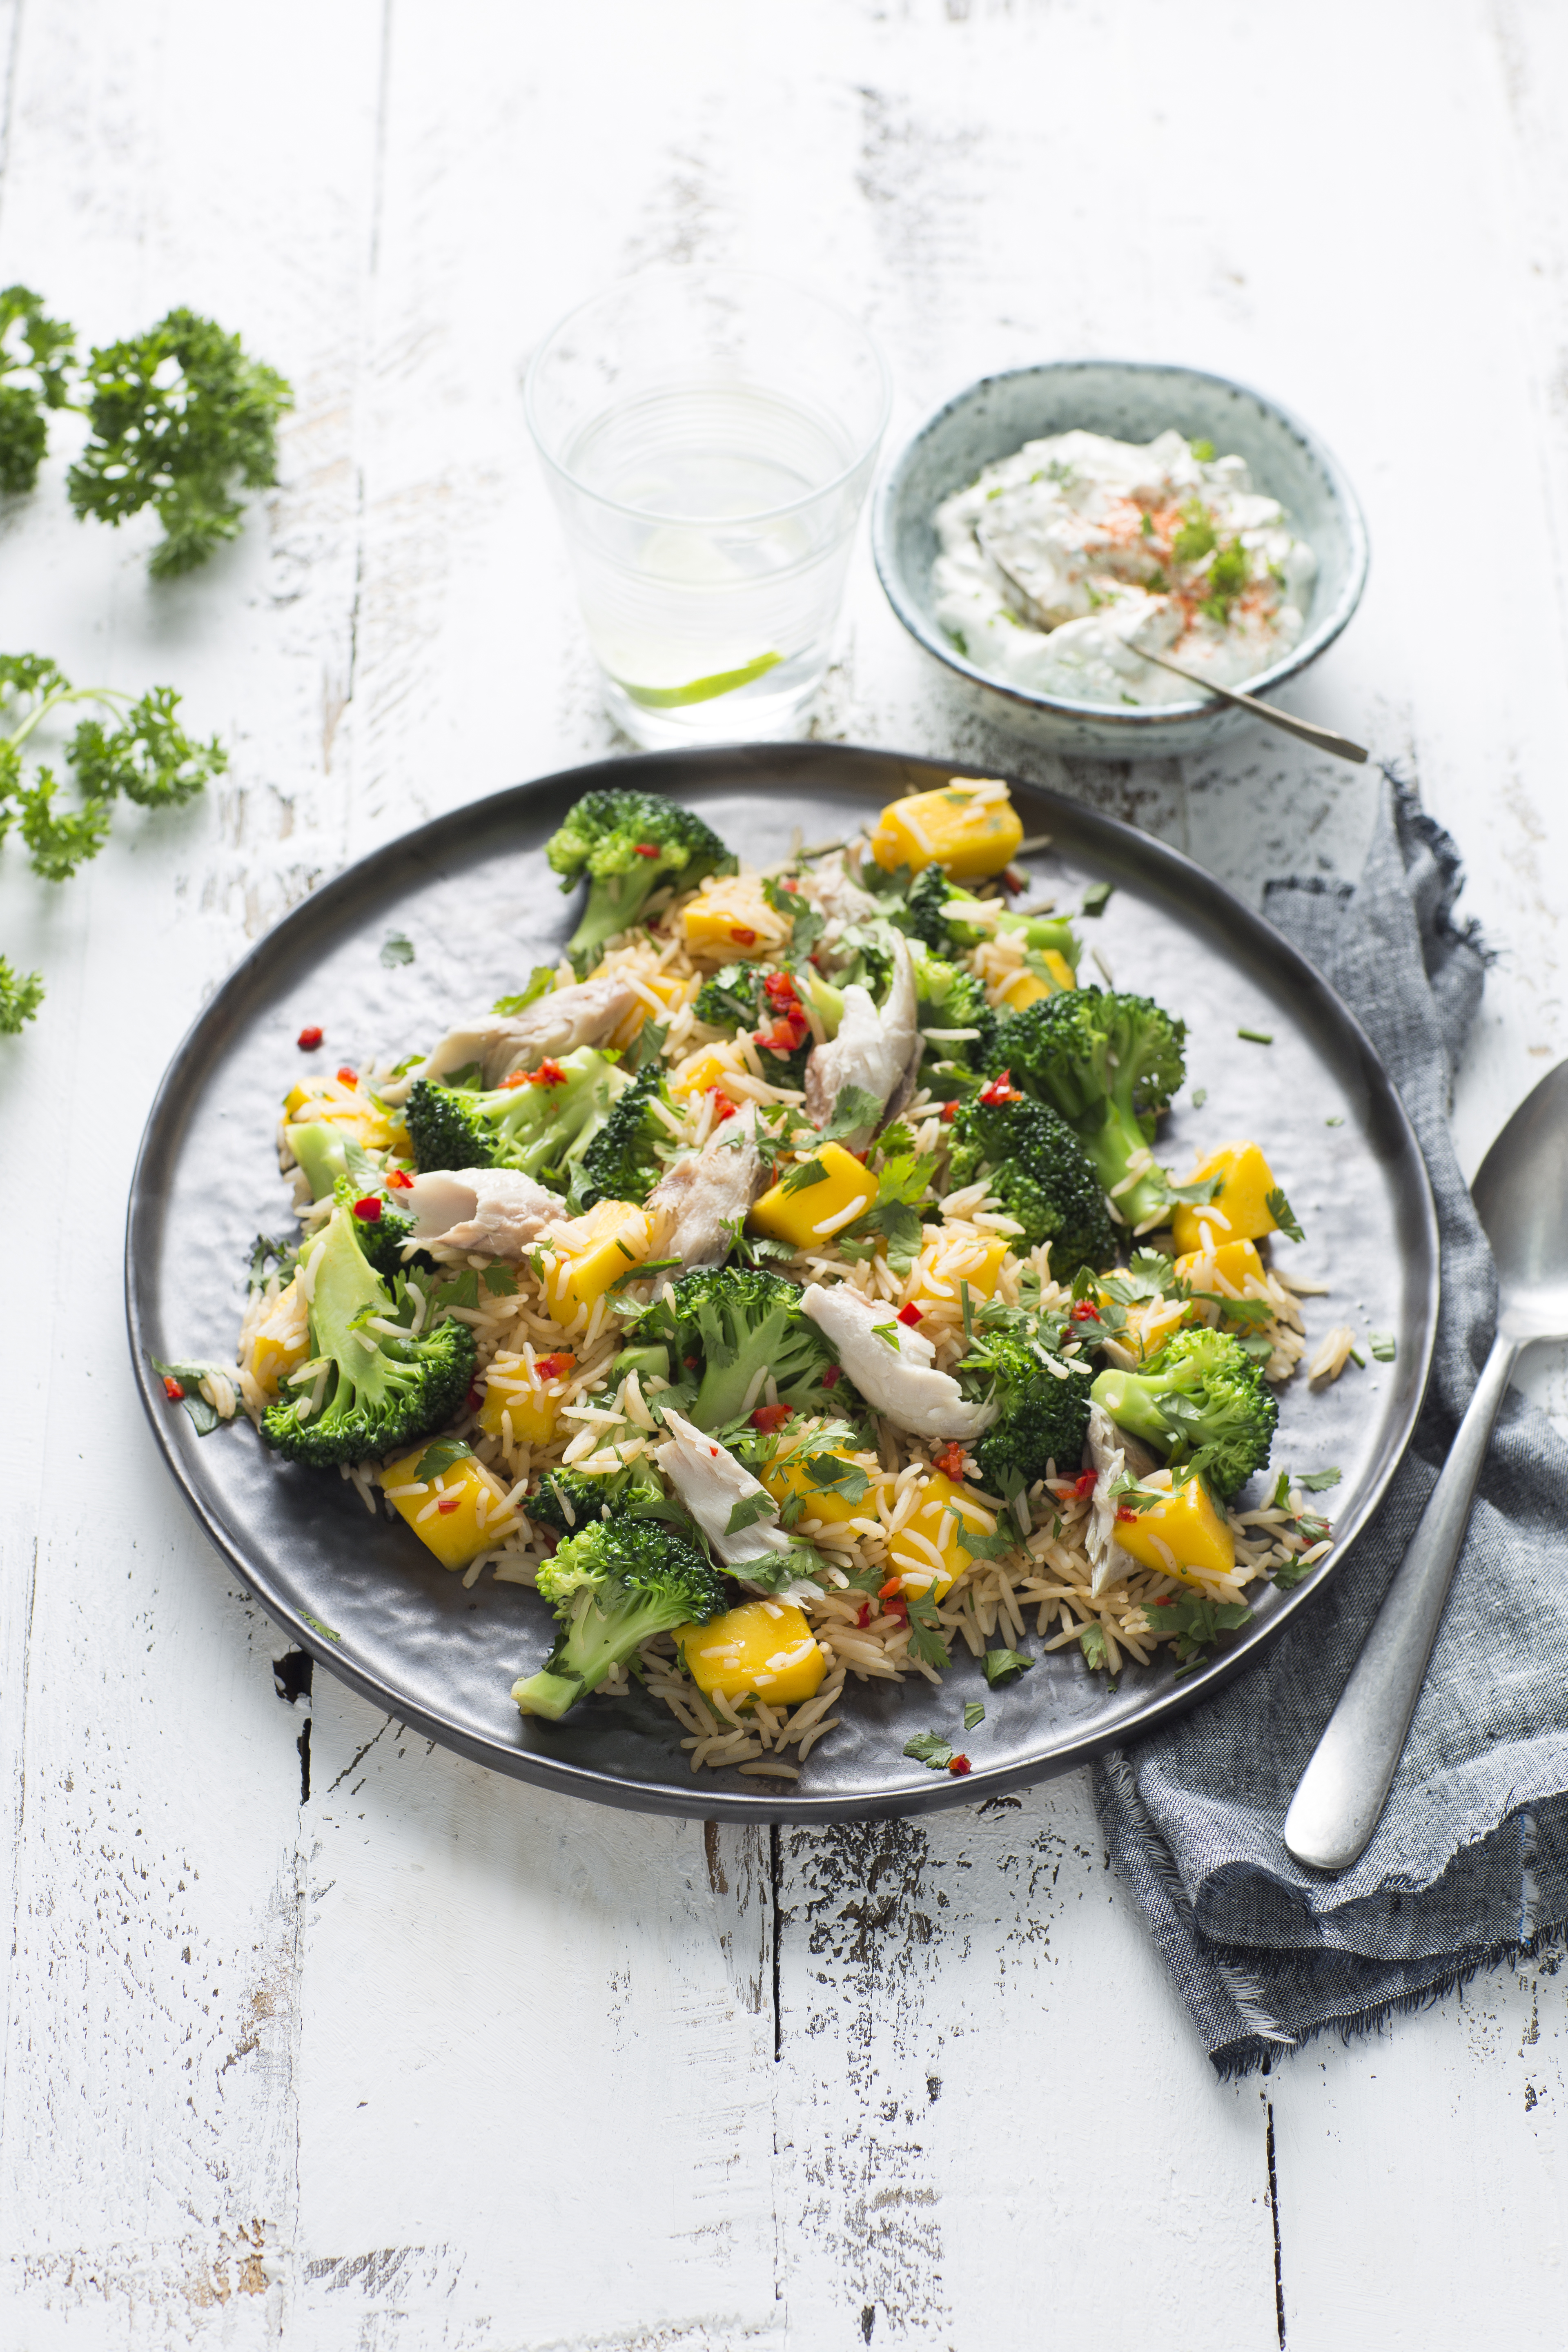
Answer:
xmin=992 ymin=987 xmax=1186 ymax=1227
xmin=528 ymin=1458 xmax=667 ymax=1536
xmin=330 ymin=1173 xmax=415 ymax=1281
xmin=404 ymin=1047 xmax=625 ymax=1180
xmin=260 ymin=1206 xmax=475 ymax=1470
xmin=694 ymin=964 xmax=761 ymax=1030
xmin=946 ymin=1093 xmax=1117 ymax=1274
xmin=628 ymin=1266 xmax=842 ymax=1429
xmin=545 ymin=789 xmax=733 ymax=974
xmin=910 ymin=942 xmax=1000 ymax=1071
xmin=577 ymin=1060 xmax=673 ymax=1207
xmin=512 ymin=1516 xmax=727 ymax=1720
xmin=960 ymin=1314 xmax=1093 ymax=1497
xmin=902 ymin=864 xmax=1081 ymax=970
xmin=1090 ymin=1325 xmax=1278 ymax=1499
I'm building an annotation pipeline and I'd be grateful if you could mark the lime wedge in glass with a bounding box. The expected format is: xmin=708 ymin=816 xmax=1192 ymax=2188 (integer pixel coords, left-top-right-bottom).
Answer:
xmin=617 ymin=651 xmax=782 ymax=709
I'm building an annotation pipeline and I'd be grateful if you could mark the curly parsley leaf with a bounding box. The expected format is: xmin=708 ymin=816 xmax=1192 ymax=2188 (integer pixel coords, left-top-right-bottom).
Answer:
xmin=69 ymin=686 xmax=226 ymax=807
xmin=68 ymin=307 xmax=293 ymax=577
xmin=0 ymin=955 xmax=45 ymax=1031
xmin=16 ymin=768 xmax=113 ymax=880
xmin=0 ymin=285 xmax=76 ymax=496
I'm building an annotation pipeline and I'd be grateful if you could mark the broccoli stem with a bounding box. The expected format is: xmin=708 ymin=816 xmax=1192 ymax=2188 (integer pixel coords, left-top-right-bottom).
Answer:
xmin=514 ymin=1586 xmax=677 ymax=1718
xmin=569 ymin=872 xmax=661 ymax=973
xmin=512 ymin=1666 xmax=586 ymax=1722
xmin=1089 ymin=1366 xmax=1175 ymax=1452
xmin=1080 ymin=1099 xmax=1164 ymax=1226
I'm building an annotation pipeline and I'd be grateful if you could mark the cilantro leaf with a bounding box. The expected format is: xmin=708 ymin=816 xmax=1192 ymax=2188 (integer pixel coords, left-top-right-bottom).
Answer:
xmin=817 ymin=1085 xmax=886 ymax=1143
xmin=67 ymin=306 xmax=293 ymax=577
xmin=903 ymin=1730 xmax=955 ymax=1771
xmin=381 ymin=931 xmax=415 ymax=967
xmin=1143 ymin=1590 xmax=1252 ymax=1669
xmin=962 ymin=1700 xmax=986 ymax=1733
xmin=802 ymin=1452 xmax=869 ymax=1506
xmin=414 ymin=1434 xmax=473 ymax=1481
xmin=1079 ymin=1622 xmax=1109 ymax=1669
xmin=781 ymin=1156 xmax=829 ymax=1196
xmin=1298 ymin=1467 xmax=1341 ymax=1492
xmin=494 ymin=967 xmax=559 ymax=1016
xmin=725 ymin=1491 xmax=778 ymax=1536
xmin=1266 ymin=1187 xmax=1305 ymax=1243
xmin=481 ymin=1263 xmax=518 ymax=1296
xmin=903 ymin=1587 xmax=951 ymax=1670
xmin=982 ymin=1648 xmax=1034 ymax=1686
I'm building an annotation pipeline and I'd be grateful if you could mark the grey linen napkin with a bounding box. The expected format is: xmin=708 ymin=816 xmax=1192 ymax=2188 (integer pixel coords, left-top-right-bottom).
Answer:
xmin=1091 ymin=773 xmax=1568 ymax=2076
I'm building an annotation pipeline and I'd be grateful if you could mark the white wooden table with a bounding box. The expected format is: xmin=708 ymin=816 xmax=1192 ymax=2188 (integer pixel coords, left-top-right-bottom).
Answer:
xmin=5 ymin=3 xmax=1568 ymax=2344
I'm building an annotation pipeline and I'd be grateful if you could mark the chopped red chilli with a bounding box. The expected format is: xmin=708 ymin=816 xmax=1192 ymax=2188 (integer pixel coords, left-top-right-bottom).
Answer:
xmin=467 ymin=1386 xmax=483 ymax=1412
xmin=1115 ymin=1506 xmax=1138 ymax=1523
xmin=527 ymin=1058 xmax=566 ymax=1087
xmin=437 ymin=1496 xmax=461 ymax=1515
xmin=897 ymin=1303 xmax=924 ymax=1327
xmin=163 ymin=1375 xmax=185 ymax=1401
xmin=1070 ymin=1298 xmax=1099 ymax=1321
xmin=1073 ymin=1469 xmax=1098 ymax=1499
xmin=712 ymin=1092 xmax=737 ymax=1122
xmin=336 ymin=1065 xmax=358 ymax=1087
xmin=856 ymin=1602 xmax=873 ymax=1629
xmin=633 ymin=843 xmax=662 ymax=857
xmin=533 ymin=1354 xmax=575 ymax=1381
xmin=386 ymin=1168 xmax=414 ymax=1190
xmin=296 ymin=1025 xmax=323 ymax=1051
xmin=978 ymin=1070 xmax=1023 ymax=1106
xmin=730 ymin=926 xmax=758 ymax=946
xmin=750 ymin=1403 xmax=790 ymax=1434
xmin=933 ymin=1441 xmax=967 ymax=1481
xmin=939 ymin=1100 xmax=959 ymax=1123
xmin=878 ymin=1577 xmax=904 ymax=1601
xmin=948 ymin=1754 xmax=972 ymax=1775
xmin=822 ymin=1364 xmax=840 ymax=1388
xmin=352 ymin=1196 xmax=383 ymax=1222
xmin=500 ymin=1071 xmax=530 ymax=1089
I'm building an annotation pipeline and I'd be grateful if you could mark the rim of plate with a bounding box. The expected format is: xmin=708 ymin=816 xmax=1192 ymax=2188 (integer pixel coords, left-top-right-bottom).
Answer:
xmin=125 ymin=743 xmax=1434 ymax=1822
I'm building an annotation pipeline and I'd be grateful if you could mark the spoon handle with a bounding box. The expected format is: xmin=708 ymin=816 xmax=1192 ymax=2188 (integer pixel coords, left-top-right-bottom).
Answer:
xmin=1134 ymin=650 xmax=1369 ymax=765
xmin=1283 ymin=1331 xmax=1519 ymax=1873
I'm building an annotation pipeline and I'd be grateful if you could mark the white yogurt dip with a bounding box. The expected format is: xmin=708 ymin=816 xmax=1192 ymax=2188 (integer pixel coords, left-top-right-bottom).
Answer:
xmin=931 ymin=428 xmax=1316 ymax=707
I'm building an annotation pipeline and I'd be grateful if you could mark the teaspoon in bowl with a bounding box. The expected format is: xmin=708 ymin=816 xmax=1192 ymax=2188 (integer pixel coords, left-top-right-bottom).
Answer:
xmin=1284 ymin=1056 xmax=1568 ymax=1872
xmin=973 ymin=527 xmax=1368 ymax=766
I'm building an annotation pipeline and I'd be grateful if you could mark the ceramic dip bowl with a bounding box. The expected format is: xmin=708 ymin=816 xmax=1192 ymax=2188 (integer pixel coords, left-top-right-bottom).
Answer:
xmin=872 ymin=359 xmax=1369 ymax=758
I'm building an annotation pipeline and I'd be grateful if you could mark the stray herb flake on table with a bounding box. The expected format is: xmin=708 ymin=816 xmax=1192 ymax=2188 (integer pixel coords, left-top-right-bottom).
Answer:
xmin=381 ymin=932 xmax=415 ymax=967
xmin=982 ymin=1648 xmax=1035 ymax=1685
xmin=1369 ymin=1331 xmax=1397 ymax=1362
xmin=963 ymin=1700 xmax=986 ymax=1732
xmin=1238 ymin=1026 xmax=1274 ymax=1046
xmin=1080 ymin=881 xmax=1113 ymax=917
xmin=904 ymin=1730 xmax=955 ymax=1771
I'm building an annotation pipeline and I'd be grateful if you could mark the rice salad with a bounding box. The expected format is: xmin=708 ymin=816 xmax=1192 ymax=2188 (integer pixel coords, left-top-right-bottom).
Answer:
xmin=178 ymin=777 xmax=1345 ymax=1783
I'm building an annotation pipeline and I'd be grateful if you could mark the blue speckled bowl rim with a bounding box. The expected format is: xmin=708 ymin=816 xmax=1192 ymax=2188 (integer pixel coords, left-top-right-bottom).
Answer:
xmin=871 ymin=358 xmax=1371 ymax=732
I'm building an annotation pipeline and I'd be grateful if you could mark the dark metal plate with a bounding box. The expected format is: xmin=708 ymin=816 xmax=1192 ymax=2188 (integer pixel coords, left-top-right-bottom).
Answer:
xmin=126 ymin=745 xmax=1438 ymax=1822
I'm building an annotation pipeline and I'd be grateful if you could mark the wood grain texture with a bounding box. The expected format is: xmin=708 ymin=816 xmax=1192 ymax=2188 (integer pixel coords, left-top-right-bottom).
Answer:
xmin=4 ymin=1 xmax=1568 ymax=2344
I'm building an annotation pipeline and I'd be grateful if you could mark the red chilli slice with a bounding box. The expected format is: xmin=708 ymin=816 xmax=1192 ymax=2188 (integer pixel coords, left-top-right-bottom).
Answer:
xmin=712 ymin=1093 xmax=737 ymax=1122
xmin=296 ymin=1025 xmax=323 ymax=1051
xmin=163 ymin=1376 xmax=185 ymax=1401
xmin=948 ymin=1754 xmax=972 ymax=1776
xmin=528 ymin=1058 xmax=567 ymax=1087
xmin=352 ymin=1196 xmax=383 ymax=1222
xmin=336 ymin=1065 xmax=359 ymax=1087
xmin=386 ymin=1169 xmax=414 ymax=1191
xmin=978 ymin=1071 xmax=1022 ymax=1107
xmin=634 ymin=843 xmax=662 ymax=858
xmin=1073 ymin=1469 xmax=1098 ymax=1499
xmin=730 ymin=927 xmax=758 ymax=946
xmin=437 ymin=1497 xmax=461 ymax=1515
xmin=939 ymin=1100 xmax=959 ymax=1123
xmin=897 ymin=1303 xmax=924 ymax=1328
xmin=821 ymin=1364 xmax=840 ymax=1388
xmin=750 ymin=1403 xmax=790 ymax=1434
xmin=856 ymin=1602 xmax=872 ymax=1630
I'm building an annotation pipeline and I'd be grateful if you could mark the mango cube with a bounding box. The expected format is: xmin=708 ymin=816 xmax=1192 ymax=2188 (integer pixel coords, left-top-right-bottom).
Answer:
xmin=1169 ymin=1143 xmax=1281 ymax=1256
xmin=590 ymin=965 xmax=686 ymax=1053
xmin=479 ymin=1352 xmax=571 ymax=1447
xmin=748 ymin=1141 xmax=876 ymax=1253
xmin=911 ymin=1238 xmax=1008 ymax=1312
xmin=888 ymin=1472 xmax=996 ymax=1599
xmin=282 ymin=1079 xmax=399 ymax=1153
xmin=760 ymin=1445 xmax=873 ymax=1530
xmin=681 ymin=1601 xmax=828 ymax=1707
xmin=245 ymin=1274 xmax=310 ymax=1399
xmin=670 ymin=1047 xmax=733 ymax=1099
xmin=381 ymin=1447 xmax=517 ymax=1571
xmin=1113 ymin=1474 xmax=1236 ymax=1587
xmin=544 ymin=1200 xmax=652 ymax=1322
xmin=993 ymin=949 xmax=1076 ymax=1015
xmin=869 ymin=781 xmax=1023 ymax=880
xmin=1173 ymin=1237 xmax=1268 ymax=1326
xmin=681 ymin=874 xmax=790 ymax=960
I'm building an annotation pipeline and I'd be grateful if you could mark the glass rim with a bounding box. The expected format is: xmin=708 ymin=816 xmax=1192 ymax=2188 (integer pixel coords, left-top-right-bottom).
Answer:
xmin=523 ymin=265 xmax=892 ymax=528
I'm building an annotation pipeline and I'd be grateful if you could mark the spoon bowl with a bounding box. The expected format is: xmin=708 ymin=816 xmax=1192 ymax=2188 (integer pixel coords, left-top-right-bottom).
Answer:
xmin=1285 ymin=1056 xmax=1568 ymax=1871
xmin=1474 ymin=1057 xmax=1568 ymax=1341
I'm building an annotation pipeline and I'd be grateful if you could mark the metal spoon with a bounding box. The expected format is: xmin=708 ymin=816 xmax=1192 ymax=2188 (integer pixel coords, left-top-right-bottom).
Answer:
xmin=1284 ymin=1058 xmax=1568 ymax=1872
xmin=973 ymin=526 xmax=1368 ymax=766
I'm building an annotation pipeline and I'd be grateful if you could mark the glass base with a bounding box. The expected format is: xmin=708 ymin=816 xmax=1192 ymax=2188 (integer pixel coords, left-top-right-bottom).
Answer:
xmin=600 ymin=661 xmax=826 ymax=750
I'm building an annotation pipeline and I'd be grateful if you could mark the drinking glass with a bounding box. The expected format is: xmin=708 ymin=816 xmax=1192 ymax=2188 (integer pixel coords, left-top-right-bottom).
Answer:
xmin=525 ymin=268 xmax=890 ymax=747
